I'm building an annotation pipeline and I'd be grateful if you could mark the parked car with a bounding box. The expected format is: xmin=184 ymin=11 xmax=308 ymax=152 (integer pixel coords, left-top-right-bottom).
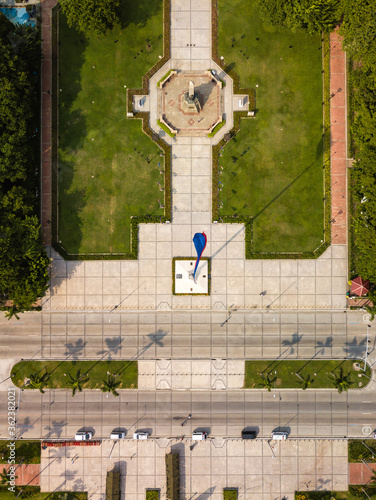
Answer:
xmin=241 ymin=429 xmax=257 ymax=440
xmin=192 ymin=431 xmax=207 ymax=441
xmin=133 ymin=432 xmax=149 ymax=440
xmin=110 ymin=431 xmax=126 ymax=439
xmin=271 ymin=431 xmax=288 ymax=441
xmin=75 ymin=431 xmax=93 ymax=441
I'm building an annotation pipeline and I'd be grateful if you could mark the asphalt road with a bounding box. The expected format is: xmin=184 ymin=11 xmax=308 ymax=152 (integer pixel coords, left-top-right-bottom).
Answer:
xmin=0 ymin=387 xmax=375 ymax=441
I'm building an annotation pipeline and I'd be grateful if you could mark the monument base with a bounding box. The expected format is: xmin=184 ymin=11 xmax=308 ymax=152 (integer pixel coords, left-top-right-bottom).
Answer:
xmin=173 ymin=258 xmax=210 ymax=295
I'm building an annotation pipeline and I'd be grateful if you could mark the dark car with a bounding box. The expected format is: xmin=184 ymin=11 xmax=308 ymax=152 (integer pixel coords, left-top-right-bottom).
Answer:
xmin=241 ymin=429 xmax=257 ymax=440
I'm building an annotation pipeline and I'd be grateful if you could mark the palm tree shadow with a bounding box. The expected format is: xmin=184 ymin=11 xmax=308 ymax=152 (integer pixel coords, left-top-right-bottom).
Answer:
xmin=44 ymin=420 xmax=67 ymax=439
xmin=64 ymin=338 xmax=87 ymax=360
xmin=96 ymin=336 xmax=123 ymax=360
xmin=344 ymin=336 xmax=367 ymax=359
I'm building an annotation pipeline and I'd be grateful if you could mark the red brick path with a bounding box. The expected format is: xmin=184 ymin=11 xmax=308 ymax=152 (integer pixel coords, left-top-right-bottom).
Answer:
xmin=330 ymin=29 xmax=348 ymax=245
xmin=41 ymin=0 xmax=58 ymax=245
xmin=3 ymin=464 xmax=40 ymax=486
xmin=349 ymin=463 xmax=376 ymax=485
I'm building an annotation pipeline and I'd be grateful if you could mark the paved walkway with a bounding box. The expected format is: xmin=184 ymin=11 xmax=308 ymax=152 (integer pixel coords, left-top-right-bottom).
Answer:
xmin=330 ymin=29 xmax=348 ymax=246
xmin=41 ymin=0 xmax=58 ymax=245
xmin=40 ymin=438 xmax=348 ymax=500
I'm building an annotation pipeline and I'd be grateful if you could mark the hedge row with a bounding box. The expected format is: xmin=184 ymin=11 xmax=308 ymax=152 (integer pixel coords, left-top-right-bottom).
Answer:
xmin=165 ymin=453 xmax=179 ymax=500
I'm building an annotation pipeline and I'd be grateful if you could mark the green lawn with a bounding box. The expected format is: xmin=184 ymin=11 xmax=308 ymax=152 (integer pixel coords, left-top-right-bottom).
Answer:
xmin=218 ymin=0 xmax=324 ymax=253
xmin=58 ymin=0 xmax=164 ymax=254
xmin=0 ymin=441 xmax=40 ymax=464
xmin=0 ymin=487 xmax=87 ymax=500
xmin=11 ymin=360 xmax=138 ymax=390
xmin=244 ymin=360 xmax=371 ymax=389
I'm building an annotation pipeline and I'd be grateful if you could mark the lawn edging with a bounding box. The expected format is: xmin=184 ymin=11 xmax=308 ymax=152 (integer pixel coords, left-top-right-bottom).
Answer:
xmin=211 ymin=0 xmax=331 ymax=259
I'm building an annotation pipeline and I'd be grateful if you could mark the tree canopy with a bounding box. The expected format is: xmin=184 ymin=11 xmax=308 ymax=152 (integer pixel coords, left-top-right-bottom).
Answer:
xmin=59 ymin=0 xmax=120 ymax=36
xmin=256 ymin=0 xmax=340 ymax=34
xmin=0 ymin=14 xmax=49 ymax=315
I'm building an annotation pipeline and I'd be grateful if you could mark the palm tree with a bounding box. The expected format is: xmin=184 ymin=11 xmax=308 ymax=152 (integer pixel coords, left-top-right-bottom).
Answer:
xmin=5 ymin=306 xmax=20 ymax=321
xmin=1 ymin=468 xmax=8 ymax=485
xmin=298 ymin=373 xmax=314 ymax=390
xmin=0 ymin=467 xmax=17 ymax=486
xmin=101 ymin=374 xmax=121 ymax=397
xmin=29 ymin=372 xmax=50 ymax=393
xmin=330 ymin=367 xmax=354 ymax=394
xmin=65 ymin=370 xmax=89 ymax=397
xmin=258 ymin=373 xmax=276 ymax=392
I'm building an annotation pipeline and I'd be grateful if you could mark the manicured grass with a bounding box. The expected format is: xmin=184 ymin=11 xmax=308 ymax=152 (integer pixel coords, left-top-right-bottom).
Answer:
xmin=244 ymin=360 xmax=371 ymax=389
xmin=0 ymin=487 xmax=87 ymax=500
xmin=217 ymin=0 xmax=324 ymax=253
xmin=11 ymin=360 xmax=138 ymax=390
xmin=58 ymin=0 xmax=164 ymax=254
xmin=0 ymin=441 xmax=40 ymax=464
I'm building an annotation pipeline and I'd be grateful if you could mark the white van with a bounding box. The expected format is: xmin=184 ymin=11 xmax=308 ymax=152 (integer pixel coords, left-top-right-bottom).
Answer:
xmin=271 ymin=431 xmax=288 ymax=441
xmin=133 ymin=432 xmax=149 ymax=440
xmin=110 ymin=431 xmax=126 ymax=440
xmin=192 ymin=431 xmax=207 ymax=441
xmin=75 ymin=431 xmax=93 ymax=441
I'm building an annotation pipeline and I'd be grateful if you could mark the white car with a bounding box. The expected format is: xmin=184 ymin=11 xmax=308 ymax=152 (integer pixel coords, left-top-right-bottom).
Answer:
xmin=110 ymin=431 xmax=126 ymax=440
xmin=75 ymin=431 xmax=93 ymax=441
xmin=133 ymin=432 xmax=149 ymax=440
xmin=271 ymin=431 xmax=288 ymax=441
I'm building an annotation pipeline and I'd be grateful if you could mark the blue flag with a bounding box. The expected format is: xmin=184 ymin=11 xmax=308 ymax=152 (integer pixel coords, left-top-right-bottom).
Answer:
xmin=193 ymin=232 xmax=207 ymax=282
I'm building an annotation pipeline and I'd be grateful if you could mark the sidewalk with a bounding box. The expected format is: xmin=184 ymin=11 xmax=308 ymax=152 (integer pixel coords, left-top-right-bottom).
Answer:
xmin=330 ymin=29 xmax=348 ymax=246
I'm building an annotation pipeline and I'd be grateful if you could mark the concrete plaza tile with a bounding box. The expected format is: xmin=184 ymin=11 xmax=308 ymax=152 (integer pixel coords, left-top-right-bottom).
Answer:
xmin=244 ymin=260 xmax=262 ymax=276
xmin=66 ymin=278 xmax=85 ymax=294
xmin=332 ymin=258 xmax=347 ymax=276
xmin=332 ymin=276 xmax=347 ymax=294
xmin=84 ymin=261 xmax=102 ymax=276
xmin=103 ymin=277 xmax=120 ymax=294
xmin=191 ymin=29 xmax=211 ymax=46
xmin=139 ymin=242 xmax=157 ymax=259
xmin=102 ymin=294 xmax=121 ymax=308
xmin=192 ymin=193 xmax=211 ymax=211
xmin=172 ymin=11 xmax=191 ymax=28
xmin=298 ymin=295 xmax=316 ymax=308
xmin=171 ymin=28 xmax=191 ymax=46
xmin=50 ymin=277 xmax=67 ymax=295
xmin=120 ymin=261 xmax=138 ymax=277
xmin=316 ymin=259 xmax=332 ymax=276
xmin=191 ymin=47 xmax=212 ymax=59
xmin=139 ymin=260 xmax=157 ymax=277
xmin=191 ymin=0 xmax=211 ymax=10
xmin=332 ymin=244 xmax=347 ymax=259
xmin=85 ymin=278 xmax=103 ymax=295
xmin=298 ymin=276 xmax=316 ymax=293
xmin=67 ymin=295 xmax=85 ymax=309
xmin=102 ymin=261 xmax=121 ymax=276
xmin=298 ymin=260 xmax=316 ymax=276
xmin=51 ymin=259 xmax=67 ymax=278
xmin=262 ymin=261 xmax=281 ymax=277
xmin=120 ymin=276 xmax=139 ymax=294
xmin=280 ymin=277 xmax=298 ymax=294
xmin=156 ymin=223 xmax=172 ymax=241
xmin=261 ymin=277 xmax=280 ymax=295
